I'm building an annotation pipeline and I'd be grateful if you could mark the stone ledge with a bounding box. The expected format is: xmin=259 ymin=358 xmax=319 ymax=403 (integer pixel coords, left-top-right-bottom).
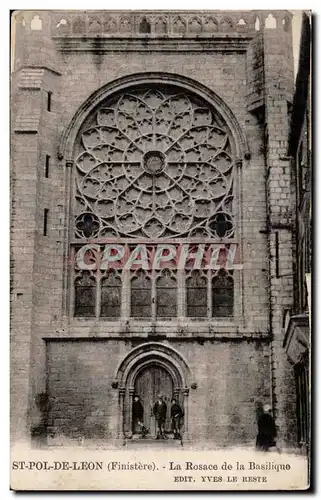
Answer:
xmin=52 ymin=36 xmax=253 ymax=53
xmin=43 ymin=331 xmax=272 ymax=341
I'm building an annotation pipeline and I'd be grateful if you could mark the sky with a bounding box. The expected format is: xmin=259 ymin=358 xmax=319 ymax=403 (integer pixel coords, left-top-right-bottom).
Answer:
xmin=292 ymin=11 xmax=303 ymax=78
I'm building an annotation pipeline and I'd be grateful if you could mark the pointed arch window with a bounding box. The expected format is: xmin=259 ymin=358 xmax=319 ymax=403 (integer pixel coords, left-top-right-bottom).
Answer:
xmin=212 ymin=270 xmax=234 ymax=317
xmin=74 ymin=271 xmax=96 ymax=317
xmin=186 ymin=270 xmax=208 ymax=317
xmin=130 ymin=270 xmax=152 ymax=318
xmin=100 ymin=270 xmax=122 ymax=317
xmin=156 ymin=270 xmax=177 ymax=318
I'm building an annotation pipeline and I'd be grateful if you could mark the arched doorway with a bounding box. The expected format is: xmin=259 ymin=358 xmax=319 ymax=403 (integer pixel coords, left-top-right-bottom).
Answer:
xmin=113 ymin=342 xmax=191 ymax=441
xmin=134 ymin=364 xmax=174 ymax=437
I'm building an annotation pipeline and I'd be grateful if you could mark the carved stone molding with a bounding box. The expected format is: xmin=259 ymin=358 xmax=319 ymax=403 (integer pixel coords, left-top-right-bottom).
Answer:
xmin=113 ymin=341 xmax=191 ymax=388
xmin=50 ymin=10 xmax=293 ymax=38
xmin=53 ymin=37 xmax=253 ymax=53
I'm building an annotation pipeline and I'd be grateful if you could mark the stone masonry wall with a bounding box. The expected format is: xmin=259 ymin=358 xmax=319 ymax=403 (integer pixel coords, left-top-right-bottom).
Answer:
xmin=263 ymin=26 xmax=297 ymax=445
xmin=11 ymin=11 xmax=65 ymax=441
xmin=46 ymin=339 xmax=270 ymax=445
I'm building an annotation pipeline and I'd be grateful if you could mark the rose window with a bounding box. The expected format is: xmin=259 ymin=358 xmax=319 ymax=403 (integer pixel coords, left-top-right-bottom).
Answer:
xmin=73 ymin=86 xmax=235 ymax=240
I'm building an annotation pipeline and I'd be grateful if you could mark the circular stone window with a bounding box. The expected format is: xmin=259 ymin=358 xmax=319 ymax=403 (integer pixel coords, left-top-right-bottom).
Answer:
xmin=74 ymin=86 xmax=235 ymax=239
xmin=143 ymin=150 xmax=166 ymax=175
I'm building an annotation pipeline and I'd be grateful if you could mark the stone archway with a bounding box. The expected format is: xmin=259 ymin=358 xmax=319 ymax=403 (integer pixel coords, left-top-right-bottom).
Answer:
xmin=112 ymin=342 xmax=191 ymax=441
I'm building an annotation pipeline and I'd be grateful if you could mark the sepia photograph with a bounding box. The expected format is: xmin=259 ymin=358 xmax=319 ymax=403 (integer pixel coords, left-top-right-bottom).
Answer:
xmin=9 ymin=5 xmax=311 ymax=491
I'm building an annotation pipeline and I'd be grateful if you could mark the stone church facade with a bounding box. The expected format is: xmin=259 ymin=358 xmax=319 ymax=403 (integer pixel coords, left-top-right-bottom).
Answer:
xmin=11 ymin=10 xmax=300 ymax=448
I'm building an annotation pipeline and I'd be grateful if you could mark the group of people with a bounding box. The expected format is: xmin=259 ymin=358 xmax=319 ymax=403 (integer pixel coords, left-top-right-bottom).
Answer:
xmin=132 ymin=394 xmax=184 ymax=440
xmin=133 ymin=396 xmax=278 ymax=451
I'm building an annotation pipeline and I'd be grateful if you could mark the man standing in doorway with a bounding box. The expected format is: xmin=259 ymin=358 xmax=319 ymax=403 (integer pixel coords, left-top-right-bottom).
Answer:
xmin=153 ymin=394 xmax=167 ymax=440
xmin=132 ymin=395 xmax=148 ymax=438
xmin=170 ymin=398 xmax=184 ymax=440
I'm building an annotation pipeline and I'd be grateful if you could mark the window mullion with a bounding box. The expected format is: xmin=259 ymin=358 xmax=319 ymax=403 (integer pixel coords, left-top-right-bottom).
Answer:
xmin=177 ymin=269 xmax=185 ymax=318
xmin=122 ymin=269 xmax=130 ymax=319
xmin=208 ymin=270 xmax=212 ymax=318
xmin=95 ymin=271 xmax=101 ymax=319
xmin=152 ymin=269 xmax=156 ymax=320
xmin=70 ymin=247 xmax=76 ymax=319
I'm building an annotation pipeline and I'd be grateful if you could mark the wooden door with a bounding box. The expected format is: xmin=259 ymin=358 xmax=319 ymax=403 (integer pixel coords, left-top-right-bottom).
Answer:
xmin=134 ymin=365 xmax=173 ymax=436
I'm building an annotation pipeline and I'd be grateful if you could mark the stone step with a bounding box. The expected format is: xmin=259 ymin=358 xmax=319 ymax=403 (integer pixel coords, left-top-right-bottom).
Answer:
xmin=125 ymin=438 xmax=183 ymax=448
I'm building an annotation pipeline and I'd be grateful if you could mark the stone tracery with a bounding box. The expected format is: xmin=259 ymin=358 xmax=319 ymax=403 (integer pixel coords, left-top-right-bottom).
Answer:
xmin=74 ymin=85 xmax=235 ymax=240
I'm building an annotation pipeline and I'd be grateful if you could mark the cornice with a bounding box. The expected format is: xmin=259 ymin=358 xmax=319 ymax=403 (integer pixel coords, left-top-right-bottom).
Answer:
xmin=53 ymin=35 xmax=253 ymax=52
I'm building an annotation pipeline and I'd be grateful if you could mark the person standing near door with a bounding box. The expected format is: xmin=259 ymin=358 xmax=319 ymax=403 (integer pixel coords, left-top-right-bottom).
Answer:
xmin=132 ymin=395 xmax=148 ymax=437
xmin=153 ymin=394 xmax=167 ymax=440
xmin=170 ymin=398 xmax=184 ymax=440
xmin=256 ymin=404 xmax=278 ymax=451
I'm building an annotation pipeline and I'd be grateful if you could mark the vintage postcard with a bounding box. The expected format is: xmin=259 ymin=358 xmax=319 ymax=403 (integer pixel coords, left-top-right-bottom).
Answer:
xmin=10 ymin=8 xmax=311 ymax=491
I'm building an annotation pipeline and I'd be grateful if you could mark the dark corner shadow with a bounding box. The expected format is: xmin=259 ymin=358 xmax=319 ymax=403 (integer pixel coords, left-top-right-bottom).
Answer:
xmin=309 ymin=9 xmax=316 ymax=497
